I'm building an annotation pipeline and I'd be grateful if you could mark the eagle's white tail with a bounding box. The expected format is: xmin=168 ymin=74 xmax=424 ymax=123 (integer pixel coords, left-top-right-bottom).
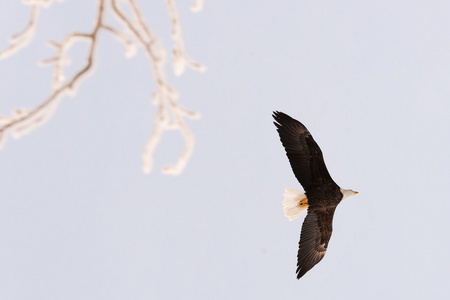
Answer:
xmin=282 ymin=187 xmax=308 ymax=221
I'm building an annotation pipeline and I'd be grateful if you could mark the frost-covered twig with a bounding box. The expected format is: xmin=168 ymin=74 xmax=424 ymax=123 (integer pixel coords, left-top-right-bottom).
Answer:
xmin=0 ymin=0 xmax=205 ymax=175
xmin=0 ymin=4 xmax=39 ymax=60
xmin=166 ymin=0 xmax=206 ymax=75
xmin=0 ymin=0 xmax=64 ymax=59
xmin=190 ymin=0 xmax=204 ymax=12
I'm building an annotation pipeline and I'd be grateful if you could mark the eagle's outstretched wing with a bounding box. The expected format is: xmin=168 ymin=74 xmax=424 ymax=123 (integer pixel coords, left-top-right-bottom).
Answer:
xmin=273 ymin=111 xmax=336 ymax=192
xmin=296 ymin=207 xmax=336 ymax=279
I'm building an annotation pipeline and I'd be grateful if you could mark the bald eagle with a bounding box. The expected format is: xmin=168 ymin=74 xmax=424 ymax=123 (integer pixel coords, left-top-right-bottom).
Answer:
xmin=273 ymin=111 xmax=358 ymax=279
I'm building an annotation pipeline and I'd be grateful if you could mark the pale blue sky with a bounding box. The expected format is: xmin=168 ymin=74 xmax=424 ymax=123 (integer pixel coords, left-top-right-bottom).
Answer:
xmin=1 ymin=1 xmax=450 ymax=299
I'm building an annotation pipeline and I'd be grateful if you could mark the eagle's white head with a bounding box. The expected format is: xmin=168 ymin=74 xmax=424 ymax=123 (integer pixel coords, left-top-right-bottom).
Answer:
xmin=340 ymin=188 xmax=358 ymax=201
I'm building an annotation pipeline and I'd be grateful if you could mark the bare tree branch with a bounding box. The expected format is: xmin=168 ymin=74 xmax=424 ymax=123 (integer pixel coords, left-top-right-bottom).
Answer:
xmin=0 ymin=0 xmax=205 ymax=175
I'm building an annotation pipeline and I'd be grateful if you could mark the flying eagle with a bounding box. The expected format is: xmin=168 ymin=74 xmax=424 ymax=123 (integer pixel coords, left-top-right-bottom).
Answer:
xmin=273 ymin=111 xmax=358 ymax=279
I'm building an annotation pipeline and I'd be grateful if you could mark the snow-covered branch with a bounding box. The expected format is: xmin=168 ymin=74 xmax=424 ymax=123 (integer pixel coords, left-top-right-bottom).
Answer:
xmin=0 ymin=0 xmax=205 ymax=175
